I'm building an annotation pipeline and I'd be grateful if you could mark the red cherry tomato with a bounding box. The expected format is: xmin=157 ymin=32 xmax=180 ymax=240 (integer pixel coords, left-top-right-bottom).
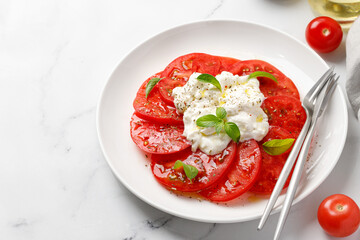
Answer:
xmin=317 ymin=194 xmax=360 ymax=237
xmin=305 ymin=16 xmax=343 ymax=53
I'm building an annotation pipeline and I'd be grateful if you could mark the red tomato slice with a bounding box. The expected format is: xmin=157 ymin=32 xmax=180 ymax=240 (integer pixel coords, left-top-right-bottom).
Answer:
xmin=199 ymin=140 xmax=261 ymax=202
xmin=250 ymin=126 xmax=294 ymax=194
xmin=158 ymin=53 xmax=222 ymax=105
xmin=219 ymin=56 xmax=241 ymax=72
xmin=133 ymin=73 xmax=183 ymax=124
xmin=161 ymin=53 xmax=221 ymax=81
xmin=228 ymin=60 xmax=300 ymax=99
xmin=130 ymin=113 xmax=190 ymax=154
xmin=158 ymin=54 xmax=241 ymax=106
xmin=151 ymin=142 xmax=237 ymax=192
xmin=156 ymin=77 xmax=183 ymax=106
xmin=261 ymin=96 xmax=307 ymax=137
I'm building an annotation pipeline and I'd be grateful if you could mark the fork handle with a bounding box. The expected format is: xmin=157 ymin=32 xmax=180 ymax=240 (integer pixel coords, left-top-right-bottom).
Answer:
xmin=257 ymin=112 xmax=311 ymax=230
xmin=273 ymin=117 xmax=318 ymax=240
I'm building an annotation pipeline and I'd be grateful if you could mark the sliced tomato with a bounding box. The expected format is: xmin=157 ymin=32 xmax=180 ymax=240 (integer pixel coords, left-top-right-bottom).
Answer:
xmin=228 ymin=60 xmax=300 ymax=99
xmin=219 ymin=56 xmax=241 ymax=72
xmin=199 ymin=140 xmax=261 ymax=202
xmin=130 ymin=113 xmax=190 ymax=154
xmin=262 ymin=96 xmax=306 ymax=137
xmin=151 ymin=142 xmax=237 ymax=192
xmin=160 ymin=53 xmax=221 ymax=80
xmin=250 ymin=126 xmax=294 ymax=194
xmin=133 ymin=73 xmax=183 ymax=124
xmin=156 ymin=77 xmax=183 ymax=106
xmin=158 ymin=53 xmax=222 ymax=105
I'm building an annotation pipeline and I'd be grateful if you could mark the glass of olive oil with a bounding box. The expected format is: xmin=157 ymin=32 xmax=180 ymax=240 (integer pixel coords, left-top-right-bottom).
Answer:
xmin=308 ymin=0 xmax=360 ymax=29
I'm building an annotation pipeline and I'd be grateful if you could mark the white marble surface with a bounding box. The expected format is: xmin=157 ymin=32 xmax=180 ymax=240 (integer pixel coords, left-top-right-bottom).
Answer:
xmin=1 ymin=0 xmax=359 ymax=239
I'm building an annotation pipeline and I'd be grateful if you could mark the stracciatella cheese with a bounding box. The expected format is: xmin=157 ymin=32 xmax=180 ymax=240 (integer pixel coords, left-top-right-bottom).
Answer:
xmin=172 ymin=71 xmax=269 ymax=155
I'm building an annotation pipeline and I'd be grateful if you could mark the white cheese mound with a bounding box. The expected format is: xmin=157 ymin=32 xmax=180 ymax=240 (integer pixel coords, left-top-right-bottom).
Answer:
xmin=172 ymin=71 xmax=269 ymax=155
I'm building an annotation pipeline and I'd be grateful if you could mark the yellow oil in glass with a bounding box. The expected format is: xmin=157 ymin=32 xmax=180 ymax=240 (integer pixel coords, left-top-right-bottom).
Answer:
xmin=308 ymin=0 xmax=360 ymax=29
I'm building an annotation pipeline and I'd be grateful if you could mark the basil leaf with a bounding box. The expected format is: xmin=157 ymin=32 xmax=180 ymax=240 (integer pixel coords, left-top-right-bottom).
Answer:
xmin=145 ymin=77 xmax=161 ymax=98
xmin=214 ymin=121 xmax=224 ymax=134
xmin=183 ymin=163 xmax=199 ymax=180
xmin=262 ymin=138 xmax=295 ymax=155
xmin=224 ymin=122 xmax=240 ymax=142
xmin=196 ymin=114 xmax=220 ymax=127
xmin=216 ymin=107 xmax=227 ymax=119
xmin=173 ymin=160 xmax=183 ymax=169
xmin=248 ymin=71 xmax=278 ymax=83
xmin=197 ymin=74 xmax=222 ymax=91
xmin=173 ymin=160 xmax=198 ymax=180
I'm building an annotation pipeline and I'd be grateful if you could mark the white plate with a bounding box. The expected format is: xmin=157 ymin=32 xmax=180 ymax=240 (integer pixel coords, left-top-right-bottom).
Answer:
xmin=96 ymin=20 xmax=348 ymax=223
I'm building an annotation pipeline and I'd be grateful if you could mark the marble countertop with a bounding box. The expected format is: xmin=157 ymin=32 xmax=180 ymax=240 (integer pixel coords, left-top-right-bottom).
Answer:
xmin=1 ymin=0 xmax=359 ymax=239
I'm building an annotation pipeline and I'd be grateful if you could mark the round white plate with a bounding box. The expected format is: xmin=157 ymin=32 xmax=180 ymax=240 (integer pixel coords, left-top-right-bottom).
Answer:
xmin=96 ymin=20 xmax=348 ymax=223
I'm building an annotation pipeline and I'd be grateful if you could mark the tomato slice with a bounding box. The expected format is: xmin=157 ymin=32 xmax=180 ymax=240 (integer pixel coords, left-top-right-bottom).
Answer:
xmin=151 ymin=142 xmax=237 ymax=192
xmin=261 ymin=96 xmax=306 ymax=137
xmin=158 ymin=54 xmax=242 ymax=106
xmin=219 ymin=56 xmax=241 ymax=72
xmin=161 ymin=53 xmax=221 ymax=80
xmin=199 ymin=140 xmax=261 ymax=202
xmin=133 ymin=73 xmax=183 ymax=124
xmin=130 ymin=113 xmax=190 ymax=154
xmin=228 ymin=60 xmax=300 ymax=99
xmin=158 ymin=53 xmax=222 ymax=105
xmin=250 ymin=126 xmax=294 ymax=194
xmin=156 ymin=77 xmax=183 ymax=106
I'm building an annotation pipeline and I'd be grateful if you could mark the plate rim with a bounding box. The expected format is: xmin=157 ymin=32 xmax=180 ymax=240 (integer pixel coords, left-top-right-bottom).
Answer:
xmin=96 ymin=19 xmax=349 ymax=223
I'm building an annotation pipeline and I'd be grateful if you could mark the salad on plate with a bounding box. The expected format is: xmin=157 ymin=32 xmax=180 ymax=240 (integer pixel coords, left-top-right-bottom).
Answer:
xmin=130 ymin=53 xmax=306 ymax=203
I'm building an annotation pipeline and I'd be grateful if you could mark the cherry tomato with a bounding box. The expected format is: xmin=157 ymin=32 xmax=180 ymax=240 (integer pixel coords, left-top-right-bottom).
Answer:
xmin=317 ymin=194 xmax=360 ymax=237
xmin=305 ymin=16 xmax=343 ymax=53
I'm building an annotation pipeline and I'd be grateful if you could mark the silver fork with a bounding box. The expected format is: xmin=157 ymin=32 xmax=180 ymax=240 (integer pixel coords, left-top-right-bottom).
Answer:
xmin=258 ymin=67 xmax=335 ymax=231
xmin=273 ymin=74 xmax=339 ymax=240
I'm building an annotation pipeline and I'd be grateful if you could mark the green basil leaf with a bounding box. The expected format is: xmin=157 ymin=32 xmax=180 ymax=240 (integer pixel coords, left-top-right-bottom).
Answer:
xmin=145 ymin=77 xmax=162 ymax=98
xmin=197 ymin=74 xmax=222 ymax=91
xmin=216 ymin=107 xmax=227 ymax=119
xmin=224 ymin=122 xmax=240 ymax=142
xmin=183 ymin=163 xmax=199 ymax=180
xmin=173 ymin=160 xmax=198 ymax=180
xmin=214 ymin=121 xmax=224 ymax=134
xmin=196 ymin=114 xmax=220 ymax=127
xmin=248 ymin=71 xmax=278 ymax=83
xmin=173 ymin=160 xmax=183 ymax=169
xmin=262 ymin=138 xmax=295 ymax=155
